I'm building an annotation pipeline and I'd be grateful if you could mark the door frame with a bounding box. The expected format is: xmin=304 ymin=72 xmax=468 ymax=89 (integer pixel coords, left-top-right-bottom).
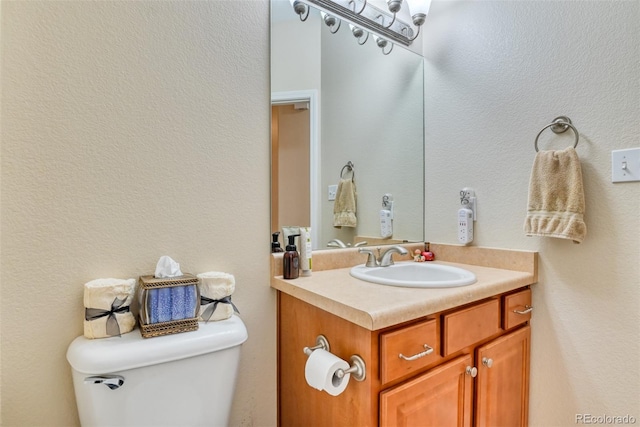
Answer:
xmin=271 ymin=90 xmax=320 ymax=247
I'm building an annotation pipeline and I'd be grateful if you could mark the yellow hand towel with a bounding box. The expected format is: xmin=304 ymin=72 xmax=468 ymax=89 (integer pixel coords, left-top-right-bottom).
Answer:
xmin=333 ymin=178 xmax=357 ymax=227
xmin=524 ymin=147 xmax=586 ymax=243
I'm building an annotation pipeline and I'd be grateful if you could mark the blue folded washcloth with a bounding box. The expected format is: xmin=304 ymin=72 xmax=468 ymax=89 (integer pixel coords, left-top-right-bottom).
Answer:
xmin=157 ymin=288 xmax=172 ymax=323
xmin=148 ymin=289 xmax=160 ymax=324
xmin=171 ymin=286 xmax=186 ymax=321
xmin=184 ymin=285 xmax=197 ymax=318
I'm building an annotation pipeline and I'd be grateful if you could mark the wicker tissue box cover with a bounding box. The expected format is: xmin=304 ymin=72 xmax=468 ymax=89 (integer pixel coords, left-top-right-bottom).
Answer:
xmin=137 ymin=274 xmax=200 ymax=338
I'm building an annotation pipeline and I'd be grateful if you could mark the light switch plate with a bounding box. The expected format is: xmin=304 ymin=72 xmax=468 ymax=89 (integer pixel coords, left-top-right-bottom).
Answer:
xmin=328 ymin=184 xmax=338 ymax=201
xmin=611 ymin=148 xmax=640 ymax=183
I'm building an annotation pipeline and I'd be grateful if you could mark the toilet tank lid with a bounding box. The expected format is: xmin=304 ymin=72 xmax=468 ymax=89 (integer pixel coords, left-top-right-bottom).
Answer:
xmin=67 ymin=315 xmax=248 ymax=374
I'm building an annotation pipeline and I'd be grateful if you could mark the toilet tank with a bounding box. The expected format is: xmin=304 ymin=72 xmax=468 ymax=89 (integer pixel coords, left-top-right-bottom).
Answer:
xmin=67 ymin=315 xmax=248 ymax=427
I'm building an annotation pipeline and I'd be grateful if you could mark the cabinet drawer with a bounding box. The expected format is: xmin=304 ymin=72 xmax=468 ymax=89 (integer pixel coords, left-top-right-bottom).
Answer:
xmin=503 ymin=288 xmax=532 ymax=330
xmin=443 ymin=298 xmax=500 ymax=356
xmin=380 ymin=318 xmax=440 ymax=384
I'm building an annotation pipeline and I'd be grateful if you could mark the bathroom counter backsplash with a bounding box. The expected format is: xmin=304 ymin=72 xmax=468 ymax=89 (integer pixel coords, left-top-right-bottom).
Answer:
xmin=270 ymin=243 xmax=538 ymax=331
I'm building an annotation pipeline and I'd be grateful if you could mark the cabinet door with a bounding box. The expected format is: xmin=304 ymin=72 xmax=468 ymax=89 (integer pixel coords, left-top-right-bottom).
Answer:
xmin=475 ymin=325 xmax=530 ymax=427
xmin=380 ymin=355 xmax=473 ymax=427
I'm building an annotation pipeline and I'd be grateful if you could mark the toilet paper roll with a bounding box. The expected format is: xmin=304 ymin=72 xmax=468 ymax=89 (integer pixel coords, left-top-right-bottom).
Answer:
xmin=304 ymin=349 xmax=351 ymax=396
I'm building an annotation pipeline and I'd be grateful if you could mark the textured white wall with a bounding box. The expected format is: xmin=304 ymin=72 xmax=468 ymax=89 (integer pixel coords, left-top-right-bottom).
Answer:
xmin=423 ymin=1 xmax=639 ymax=425
xmin=0 ymin=1 xmax=274 ymax=426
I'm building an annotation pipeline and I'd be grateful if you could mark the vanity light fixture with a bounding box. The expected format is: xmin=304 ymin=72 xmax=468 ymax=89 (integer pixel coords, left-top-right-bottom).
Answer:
xmin=349 ymin=0 xmax=367 ymax=14
xmin=288 ymin=0 xmax=430 ymax=54
xmin=349 ymin=23 xmax=369 ymax=45
xmin=321 ymin=11 xmax=341 ymax=33
xmin=403 ymin=0 xmax=432 ymax=40
xmin=379 ymin=0 xmax=432 ymax=39
xmin=290 ymin=0 xmax=310 ymax=21
xmin=372 ymin=34 xmax=393 ymax=55
xmin=381 ymin=0 xmax=401 ymax=29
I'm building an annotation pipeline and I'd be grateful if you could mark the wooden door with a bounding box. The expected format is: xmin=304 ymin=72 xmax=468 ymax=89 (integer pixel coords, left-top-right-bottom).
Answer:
xmin=380 ymin=355 xmax=473 ymax=427
xmin=271 ymin=103 xmax=310 ymax=234
xmin=475 ymin=325 xmax=530 ymax=427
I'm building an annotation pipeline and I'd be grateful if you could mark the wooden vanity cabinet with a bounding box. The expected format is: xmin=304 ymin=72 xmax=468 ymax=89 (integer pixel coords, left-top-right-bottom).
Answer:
xmin=277 ymin=287 xmax=532 ymax=427
xmin=278 ymin=292 xmax=379 ymax=427
xmin=380 ymin=325 xmax=530 ymax=427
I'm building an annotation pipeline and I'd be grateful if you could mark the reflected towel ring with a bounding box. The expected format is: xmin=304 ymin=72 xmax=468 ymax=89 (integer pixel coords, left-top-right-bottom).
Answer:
xmin=534 ymin=116 xmax=579 ymax=152
xmin=341 ymin=161 xmax=355 ymax=180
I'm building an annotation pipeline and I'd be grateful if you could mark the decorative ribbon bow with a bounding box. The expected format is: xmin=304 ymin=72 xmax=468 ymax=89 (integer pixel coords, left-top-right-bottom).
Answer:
xmin=85 ymin=297 xmax=130 ymax=337
xmin=200 ymin=295 xmax=239 ymax=323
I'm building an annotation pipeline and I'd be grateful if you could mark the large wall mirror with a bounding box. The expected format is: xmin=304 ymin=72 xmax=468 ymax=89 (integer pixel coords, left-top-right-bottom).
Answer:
xmin=271 ymin=0 xmax=425 ymax=250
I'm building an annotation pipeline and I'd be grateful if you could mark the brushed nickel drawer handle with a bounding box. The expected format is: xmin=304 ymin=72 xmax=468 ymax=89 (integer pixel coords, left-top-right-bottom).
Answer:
xmin=399 ymin=344 xmax=434 ymax=361
xmin=513 ymin=305 xmax=533 ymax=315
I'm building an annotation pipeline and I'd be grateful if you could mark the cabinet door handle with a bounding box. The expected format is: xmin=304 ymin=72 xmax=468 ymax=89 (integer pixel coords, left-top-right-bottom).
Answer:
xmin=482 ymin=357 xmax=494 ymax=368
xmin=399 ymin=344 xmax=434 ymax=361
xmin=465 ymin=366 xmax=478 ymax=377
xmin=513 ymin=305 xmax=533 ymax=315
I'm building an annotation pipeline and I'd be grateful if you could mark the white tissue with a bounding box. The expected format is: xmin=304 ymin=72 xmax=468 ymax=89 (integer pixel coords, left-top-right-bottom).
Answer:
xmin=154 ymin=256 xmax=183 ymax=278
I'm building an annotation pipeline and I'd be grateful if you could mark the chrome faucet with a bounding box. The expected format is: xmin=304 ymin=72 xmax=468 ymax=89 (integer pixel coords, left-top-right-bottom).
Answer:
xmin=358 ymin=248 xmax=379 ymax=267
xmin=327 ymin=239 xmax=348 ymax=248
xmin=379 ymin=245 xmax=409 ymax=267
xmin=358 ymin=245 xmax=408 ymax=267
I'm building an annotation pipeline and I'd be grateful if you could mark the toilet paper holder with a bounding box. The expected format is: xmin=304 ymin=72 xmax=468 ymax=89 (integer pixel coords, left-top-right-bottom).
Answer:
xmin=303 ymin=335 xmax=366 ymax=382
xmin=303 ymin=335 xmax=331 ymax=356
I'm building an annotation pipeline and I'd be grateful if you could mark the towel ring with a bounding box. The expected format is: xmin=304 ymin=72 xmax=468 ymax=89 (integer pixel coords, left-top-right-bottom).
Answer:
xmin=340 ymin=161 xmax=355 ymax=180
xmin=534 ymin=116 xmax=579 ymax=152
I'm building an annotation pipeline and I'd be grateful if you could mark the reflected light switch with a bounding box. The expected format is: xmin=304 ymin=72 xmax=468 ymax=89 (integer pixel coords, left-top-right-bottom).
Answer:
xmin=328 ymin=185 xmax=338 ymax=201
xmin=612 ymin=148 xmax=640 ymax=183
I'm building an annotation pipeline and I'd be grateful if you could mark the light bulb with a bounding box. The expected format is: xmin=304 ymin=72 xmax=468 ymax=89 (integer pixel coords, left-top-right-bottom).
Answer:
xmin=386 ymin=0 xmax=403 ymax=14
xmin=372 ymin=34 xmax=388 ymax=48
xmin=349 ymin=23 xmax=364 ymax=38
xmin=321 ymin=11 xmax=341 ymax=33
xmin=321 ymin=11 xmax=337 ymax=27
xmin=289 ymin=0 xmax=309 ymax=20
xmin=405 ymin=0 xmax=431 ymax=25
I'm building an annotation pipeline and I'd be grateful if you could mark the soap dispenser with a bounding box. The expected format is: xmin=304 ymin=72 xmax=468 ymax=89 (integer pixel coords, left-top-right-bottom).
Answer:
xmin=283 ymin=234 xmax=300 ymax=279
xmin=271 ymin=232 xmax=284 ymax=253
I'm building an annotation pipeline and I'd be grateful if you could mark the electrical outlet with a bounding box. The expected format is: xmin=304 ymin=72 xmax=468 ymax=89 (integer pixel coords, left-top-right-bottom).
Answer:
xmin=328 ymin=184 xmax=338 ymax=201
xmin=458 ymin=208 xmax=474 ymax=244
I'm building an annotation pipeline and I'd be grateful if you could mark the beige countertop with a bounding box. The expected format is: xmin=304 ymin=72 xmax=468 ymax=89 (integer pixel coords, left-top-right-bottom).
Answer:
xmin=271 ymin=243 xmax=538 ymax=331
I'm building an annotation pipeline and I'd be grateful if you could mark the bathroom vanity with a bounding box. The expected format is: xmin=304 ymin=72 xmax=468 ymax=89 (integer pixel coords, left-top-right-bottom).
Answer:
xmin=271 ymin=243 xmax=537 ymax=427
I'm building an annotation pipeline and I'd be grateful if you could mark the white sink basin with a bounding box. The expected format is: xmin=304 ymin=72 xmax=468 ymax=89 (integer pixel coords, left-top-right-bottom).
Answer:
xmin=349 ymin=261 xmax=477 ymax=288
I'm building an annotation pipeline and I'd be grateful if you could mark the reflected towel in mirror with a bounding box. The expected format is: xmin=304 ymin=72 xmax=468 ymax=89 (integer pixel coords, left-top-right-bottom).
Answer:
xmin=333 ymin=178 xmax=357 ymax=228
